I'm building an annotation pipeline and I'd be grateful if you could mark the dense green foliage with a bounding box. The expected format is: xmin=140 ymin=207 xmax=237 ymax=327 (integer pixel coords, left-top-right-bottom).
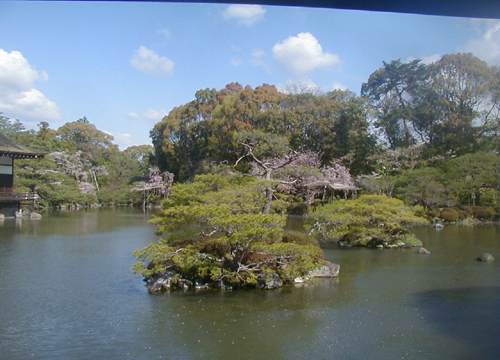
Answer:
xmin=357 ymin=150 xmax=499 ymax=219
xmin=1 ymin=114 xmax=157 ymax=208
xmin=361 ymin=53 xmax=499 ymax=155
xmin=2 ymin=52 xmax=497 ymax=220
xmin=151 ymin=84 xmax=376 ymax=180
xmin=306 ymin=195 xmax=428 ymax=246
xmin=133 ymin=173 xmax=323 ymax=288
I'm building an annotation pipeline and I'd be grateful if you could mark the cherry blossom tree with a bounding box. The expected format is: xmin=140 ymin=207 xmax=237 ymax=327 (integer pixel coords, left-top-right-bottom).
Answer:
xmin=236 ymin=132 xmax=355 ymax=210
xmin=131 ymin=167 xmax=174 ymax=207
xmin=50 ymin=150 xmax=109 ymax=196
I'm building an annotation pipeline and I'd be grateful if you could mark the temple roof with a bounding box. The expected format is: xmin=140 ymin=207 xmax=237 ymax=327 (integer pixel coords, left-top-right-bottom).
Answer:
xmin=0 ymin=133 xmax=46 ymax=159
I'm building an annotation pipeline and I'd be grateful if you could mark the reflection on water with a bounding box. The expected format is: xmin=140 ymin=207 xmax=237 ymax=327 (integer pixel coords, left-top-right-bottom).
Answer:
xmin=0 ymin=208 xmax=156 ymax=237
xmin=413 ymin=287 xmax=499 ymax=360
xmin=0 ymin=210 xmax=498 ymax=360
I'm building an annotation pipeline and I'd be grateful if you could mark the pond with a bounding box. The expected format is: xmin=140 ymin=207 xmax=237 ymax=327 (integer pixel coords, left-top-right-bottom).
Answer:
xmin=0 ymin=209 xmax=498 ymax=359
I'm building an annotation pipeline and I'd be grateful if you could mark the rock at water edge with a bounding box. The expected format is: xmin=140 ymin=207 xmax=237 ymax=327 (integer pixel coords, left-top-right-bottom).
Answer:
xmin=256 ymin=273 xmax=283 ymax=290
xmin=477 ymin=253 xmax=495 ymax=262
xmin=309 ymin=261 xmax=340 ymax=278
xmin=30 ymin=213 xmax=42 ymax=220
xmin=146 ymin=271 xmax=175 ymax=293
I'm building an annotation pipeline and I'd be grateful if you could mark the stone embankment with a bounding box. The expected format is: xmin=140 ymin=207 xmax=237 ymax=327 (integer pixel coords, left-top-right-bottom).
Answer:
xmin=0 ymin=211 xmax=42 ymax=220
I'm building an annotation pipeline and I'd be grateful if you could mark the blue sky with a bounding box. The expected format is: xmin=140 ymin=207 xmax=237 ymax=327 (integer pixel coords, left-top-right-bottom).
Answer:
xmin=1 ymin=2 xmax=499 ymax=149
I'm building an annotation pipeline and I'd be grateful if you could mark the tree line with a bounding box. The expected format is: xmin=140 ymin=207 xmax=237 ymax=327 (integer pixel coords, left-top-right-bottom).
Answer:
xmin=1 ymin=52 xmax=498 ymax=217
xmin=0 ymin=115 xmax=167 ymax=208
xmin=151 ymin=52 xmax=498 ymax=218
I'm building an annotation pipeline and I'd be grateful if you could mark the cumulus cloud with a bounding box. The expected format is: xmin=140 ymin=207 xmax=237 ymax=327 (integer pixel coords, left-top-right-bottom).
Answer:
xmin=127 ymin=109 xmax=167 ymax=121
xmin=459 ymin=19 xmax=500 ymax=65
xmin=130 ymin=46 xmax=174 ymax=75
xmin=273 ymin=33 xmax=342 ymax=76
xmin=222 ymin=5 xmax=266 ymax=26
xmin=0 ymin=49 xmax=60 ymax=121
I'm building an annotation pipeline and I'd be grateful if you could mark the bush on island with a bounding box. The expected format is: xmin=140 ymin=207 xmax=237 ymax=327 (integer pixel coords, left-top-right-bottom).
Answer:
xmin=305 ymin=194 xmax=427 ymax=248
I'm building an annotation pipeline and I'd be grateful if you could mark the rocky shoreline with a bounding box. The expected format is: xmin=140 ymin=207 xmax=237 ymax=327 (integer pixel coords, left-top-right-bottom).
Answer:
xmin=338 ymin=237 xmax=423 ymax=249
xmin=144 ymin=261 xmax=340 ymax=293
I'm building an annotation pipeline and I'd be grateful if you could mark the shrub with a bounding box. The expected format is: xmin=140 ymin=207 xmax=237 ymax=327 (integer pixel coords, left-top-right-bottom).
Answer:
xmin=282 ymin=231 xmax=323 ymax=260
xmin=453 ymin=207 xmax=467 ymax=219
xmin=440 ymin=208 xmax=460 ymax=221
xmin=462 ymin=206 xmax=496 ymax=220
xmin=476 ymin=207 xmax=495 ymax=220
xmin=428 ymin=209 xmax=440 ymax=218
xmin=283 ymin=231 xmax=318 ymax=246
xmin=305 ymin=194 xmax=427 ymax=245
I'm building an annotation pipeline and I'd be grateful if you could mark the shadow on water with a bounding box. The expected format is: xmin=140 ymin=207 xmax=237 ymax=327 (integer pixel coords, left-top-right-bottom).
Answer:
xmin=412 ymin=286 xmax=500 ymax=359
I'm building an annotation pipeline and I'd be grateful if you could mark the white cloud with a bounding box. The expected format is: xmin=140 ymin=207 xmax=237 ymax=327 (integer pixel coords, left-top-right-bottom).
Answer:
xmin=407 ymin=54 xmax=441 ymax=65
xmin=252 ymin=49 xmax=266 ymax=59
xmin=130 ymin=46 xmax=174 ymax=75
xmin=126 ymin=112 xmax=140 ymax=119
xmin=459 ymin=19 xmax=500 ymax=65
xmin=251 ymin=49 xmax=271 ymax=73
xmin=230 ymin=58 xmax=242 ymax=66
xmin=277 ymin=79 xmax=322 ymax=95
xmin=157 ymin=27 xmax=171 ymax=40
xmin=0 ymin=49 xmax=60 ymax=121
xmin=105 ymin=131 xmax=134 ymax=150
xmin=332 ymin=81 xmax=347 ymax=91
xmin=222 ymin=5 xmax=266 ymax=26
xmin=420 ymin=54 xmax=441 ymax=64
xmin=144 ymin=108 xmax=167 ymax=120
xmin=273 ymin=33 xmax=342 ymax=76
xmin=127 ymin=109 xmax=167 ymax=121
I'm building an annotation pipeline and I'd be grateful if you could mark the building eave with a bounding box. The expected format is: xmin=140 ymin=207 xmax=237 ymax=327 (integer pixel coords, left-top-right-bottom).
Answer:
xmin=0 ymin=133 xmax=46 ymax=159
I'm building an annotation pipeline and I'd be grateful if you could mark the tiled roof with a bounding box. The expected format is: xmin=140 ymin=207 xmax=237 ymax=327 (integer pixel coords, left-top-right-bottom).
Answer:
xmin=0 ymin=133 xmax=45 ymax=159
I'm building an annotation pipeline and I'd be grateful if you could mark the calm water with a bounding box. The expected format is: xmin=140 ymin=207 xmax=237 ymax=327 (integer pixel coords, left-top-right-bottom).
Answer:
xmin=1 ymin=209 xmax=498 ymax=360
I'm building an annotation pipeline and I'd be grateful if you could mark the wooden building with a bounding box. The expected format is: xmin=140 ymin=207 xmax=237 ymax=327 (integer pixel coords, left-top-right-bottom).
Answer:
xmin=304 ymin=180 xmax=359 ymax=205
xmin=0 ymin=133 xmax=45 ymax=217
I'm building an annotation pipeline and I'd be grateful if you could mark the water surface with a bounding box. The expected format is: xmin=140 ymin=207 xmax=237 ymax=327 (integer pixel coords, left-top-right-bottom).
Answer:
xmin=1 ymin=210 xmax=498 ymax=359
